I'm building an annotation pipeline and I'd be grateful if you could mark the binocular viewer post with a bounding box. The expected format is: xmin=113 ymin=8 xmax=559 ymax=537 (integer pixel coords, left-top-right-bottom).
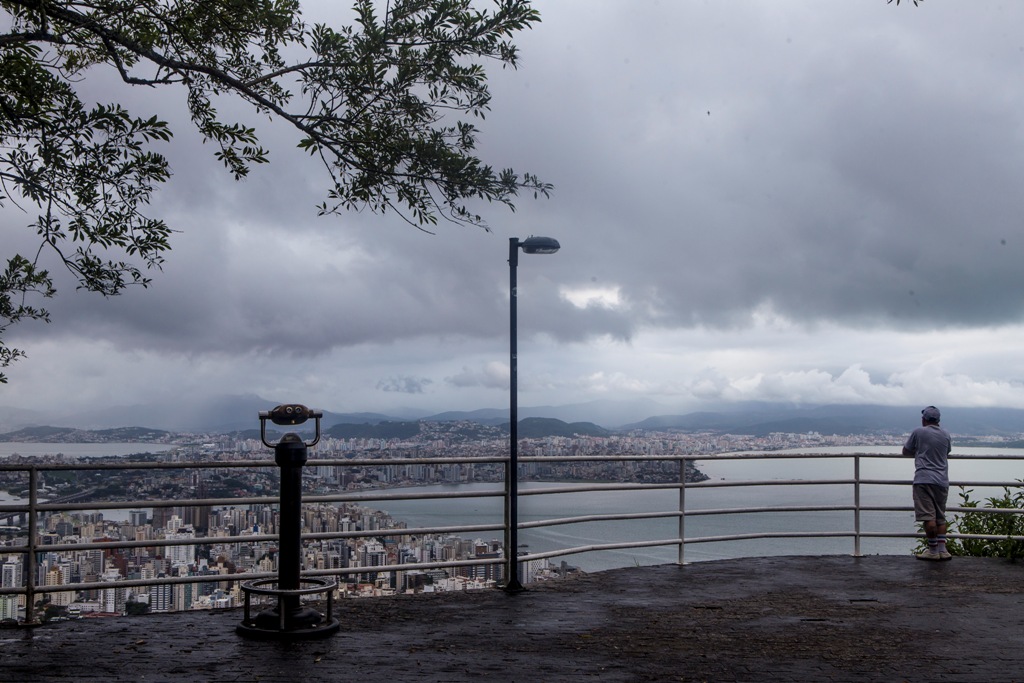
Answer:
xmin=237 ymin=404 xmax=340 ymax=640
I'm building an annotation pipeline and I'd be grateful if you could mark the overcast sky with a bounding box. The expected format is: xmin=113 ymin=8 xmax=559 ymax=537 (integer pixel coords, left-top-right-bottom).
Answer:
xmin=7 ymin=1 xmax=1024 ymax=424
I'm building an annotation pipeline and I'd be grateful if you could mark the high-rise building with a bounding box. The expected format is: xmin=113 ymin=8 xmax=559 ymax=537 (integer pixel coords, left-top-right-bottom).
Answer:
xmin=99 ymin=569 xmax=126 ymax=614
xmin=129 ymin=510 xmax=148 ymax=527
xmin=184 ymin=474 xmax=210 ymax=533
xmin=172 ymin=581 xmax=194 ymax=612
xmin=166 ymin=525 xmax=196 ymax=569
xmin=358 ymin=541 xmax=387 ymax=583
xmin=76 ymin=549 xmax=104 ymax=581
xmin=44 ymin=564 xmax=75 ymax=607
xmin=150 ymin=574 xmax=172 ymax=612
xmin=1 ymin=557 xmax=23 ymax=621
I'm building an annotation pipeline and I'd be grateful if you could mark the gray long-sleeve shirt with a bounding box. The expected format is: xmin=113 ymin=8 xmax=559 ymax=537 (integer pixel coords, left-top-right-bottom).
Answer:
xmin=904 ymin=424 xmax=952 ymax=487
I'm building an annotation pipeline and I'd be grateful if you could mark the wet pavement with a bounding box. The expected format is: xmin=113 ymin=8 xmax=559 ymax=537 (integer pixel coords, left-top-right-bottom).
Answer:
xmin=2 ymin=555 xmax=1023 ymax=682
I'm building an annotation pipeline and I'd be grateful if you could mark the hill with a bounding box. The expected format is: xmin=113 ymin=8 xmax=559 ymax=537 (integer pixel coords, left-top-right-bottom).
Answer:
xmin=622 ymin=404 xmax=1024 ymax=437
xmin=325 ymin=421 xmax=422 ymax=440
xmin=511 ymin=417 xmax=611 ymax=438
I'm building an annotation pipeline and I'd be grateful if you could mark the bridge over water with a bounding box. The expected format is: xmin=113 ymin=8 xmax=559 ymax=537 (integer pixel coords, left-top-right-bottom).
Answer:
xmin=0 ymin=489 xmax=97 ymax=527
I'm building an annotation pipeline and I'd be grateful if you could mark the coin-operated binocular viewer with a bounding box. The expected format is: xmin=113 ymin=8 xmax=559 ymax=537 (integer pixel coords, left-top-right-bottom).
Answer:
xmin=237 ymin=404 xmax=340 ymax=640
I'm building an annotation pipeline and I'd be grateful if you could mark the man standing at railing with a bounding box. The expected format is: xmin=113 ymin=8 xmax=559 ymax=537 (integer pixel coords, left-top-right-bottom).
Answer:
xmin=903 ymin=405 xmax=953 ymax=561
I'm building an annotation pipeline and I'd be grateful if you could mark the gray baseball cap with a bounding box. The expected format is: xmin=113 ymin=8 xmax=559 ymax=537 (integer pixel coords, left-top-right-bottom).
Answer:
xmin=922 ymin=406 xmax=941 ymax=422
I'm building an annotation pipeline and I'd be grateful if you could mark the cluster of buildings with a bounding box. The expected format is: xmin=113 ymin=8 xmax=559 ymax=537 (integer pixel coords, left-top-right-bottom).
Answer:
xmin=0 ymin=498 xmax=566 ymax=623
xmin=0 ymin=424 xmax=906 ymax=623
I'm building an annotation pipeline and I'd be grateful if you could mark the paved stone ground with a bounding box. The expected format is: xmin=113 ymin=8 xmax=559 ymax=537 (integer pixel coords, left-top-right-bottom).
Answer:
xmin=2 ymin=556 xmax=1023 ymax=682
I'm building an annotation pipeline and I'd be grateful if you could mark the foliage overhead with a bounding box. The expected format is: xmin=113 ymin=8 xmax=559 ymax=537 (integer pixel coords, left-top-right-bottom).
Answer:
xmin=0 ymin=0 xmax=549 ymax=381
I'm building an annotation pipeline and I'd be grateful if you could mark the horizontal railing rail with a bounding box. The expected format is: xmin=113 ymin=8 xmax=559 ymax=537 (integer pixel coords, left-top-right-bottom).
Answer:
xmin=513 ymin=451 xmax=1024 ymax=566
xmin=0 ymin=450 xmax=1021 ymax=624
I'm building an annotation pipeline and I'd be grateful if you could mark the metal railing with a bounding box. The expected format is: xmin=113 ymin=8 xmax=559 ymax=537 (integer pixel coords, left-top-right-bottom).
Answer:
xmin=515 ymin=451 xmax=1024 ymax=565
xmin=1 ymin=450 xmax=1022 ymax=624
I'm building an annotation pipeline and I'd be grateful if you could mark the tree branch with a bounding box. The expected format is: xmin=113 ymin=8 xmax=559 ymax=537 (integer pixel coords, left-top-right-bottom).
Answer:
xmin=0 ymin=30 xmax=65 ymax=46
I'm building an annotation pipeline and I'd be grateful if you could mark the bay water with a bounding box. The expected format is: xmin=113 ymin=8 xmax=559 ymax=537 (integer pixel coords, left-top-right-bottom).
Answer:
xmin=362 ymin=447 xmax=1024 ymax=572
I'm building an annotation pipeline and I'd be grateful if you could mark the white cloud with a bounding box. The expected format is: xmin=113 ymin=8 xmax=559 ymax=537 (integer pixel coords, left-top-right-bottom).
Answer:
xmin=560 ymin=286 xmax=622 ymax=310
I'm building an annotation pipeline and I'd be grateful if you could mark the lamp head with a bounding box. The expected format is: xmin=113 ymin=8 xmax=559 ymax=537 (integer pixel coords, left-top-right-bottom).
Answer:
xmin=519 ymin=235 xmax=560 ymax=255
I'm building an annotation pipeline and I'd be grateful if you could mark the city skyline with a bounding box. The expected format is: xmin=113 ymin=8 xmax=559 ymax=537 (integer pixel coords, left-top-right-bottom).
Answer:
xmin=0 ymin=421 xmax=912 ymax=623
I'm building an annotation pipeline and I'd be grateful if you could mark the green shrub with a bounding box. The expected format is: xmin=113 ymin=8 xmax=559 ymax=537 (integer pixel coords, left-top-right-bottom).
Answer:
xmin=945 ymin=482 xmax=1024 ymax=560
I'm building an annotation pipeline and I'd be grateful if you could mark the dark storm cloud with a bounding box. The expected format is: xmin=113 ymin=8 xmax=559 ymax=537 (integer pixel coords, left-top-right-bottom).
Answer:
xmin=482 ymin=1 xmax=1024 ymax=340
xmin=9 ymin=1 xmax=1024 ymax=398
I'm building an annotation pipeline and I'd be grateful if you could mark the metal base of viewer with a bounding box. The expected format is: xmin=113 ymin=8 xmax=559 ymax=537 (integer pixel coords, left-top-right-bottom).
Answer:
xmin=236 ymin=578 xmax=341 ymax=641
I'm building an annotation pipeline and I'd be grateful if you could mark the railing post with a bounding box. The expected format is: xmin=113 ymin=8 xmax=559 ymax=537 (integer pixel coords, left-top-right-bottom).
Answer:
xmin=678 ymin=456 xmax=687 ymax=565
xmin=853 ymin=454 xmax=862 ymax=557
xmin=25 ymin=467 xmax=38 ymax=625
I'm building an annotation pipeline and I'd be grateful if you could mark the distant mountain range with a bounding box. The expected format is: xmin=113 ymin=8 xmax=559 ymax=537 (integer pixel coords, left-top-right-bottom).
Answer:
xmin=621 ymin=404 xmax=1024 ymax=437
xmin=0 ymin=416 xmax=612 ymax=443
xmin=3 ymin=395 xmax=1024 ymax=438
xmin=319 ymin=417 xmax=609 ymax=441
xmin=0 ymin=395 xmax=656 ymax=434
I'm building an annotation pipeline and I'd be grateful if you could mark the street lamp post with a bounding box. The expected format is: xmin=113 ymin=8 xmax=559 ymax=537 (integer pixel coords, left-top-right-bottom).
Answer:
xmin=505 ymin=235 xmax=560 ymax=592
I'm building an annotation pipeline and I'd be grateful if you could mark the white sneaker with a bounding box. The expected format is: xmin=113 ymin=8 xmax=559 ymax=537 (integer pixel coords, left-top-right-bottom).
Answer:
xmin=916 ymin=549 xmax=943 ymax=561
